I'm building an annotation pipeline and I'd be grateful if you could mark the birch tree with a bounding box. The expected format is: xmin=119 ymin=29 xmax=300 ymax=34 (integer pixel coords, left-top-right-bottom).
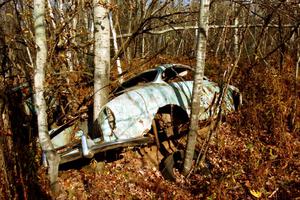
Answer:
xmin=109 ymin=11 xmax=123 ymax=83
xmin=33 ymin=0 xmax=60 ymax=193
xmin=183 ymin=0 xmax=210 ymax=176
xmin=93 ymin=0 xmax=110 ymax=121
xmin=233 ymin=2 xmax=239 ymax=59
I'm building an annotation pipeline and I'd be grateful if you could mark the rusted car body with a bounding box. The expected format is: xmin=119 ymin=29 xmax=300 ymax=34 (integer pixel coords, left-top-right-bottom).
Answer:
xmin=51 ymin=64 xmax=241 ymax=164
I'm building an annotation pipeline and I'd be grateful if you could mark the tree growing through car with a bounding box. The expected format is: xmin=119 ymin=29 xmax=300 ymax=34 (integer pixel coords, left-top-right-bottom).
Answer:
xmin=93 ymin=0 xmax=111 ymax=121
xmin=183 ymin=0 xmax=210 ymax=176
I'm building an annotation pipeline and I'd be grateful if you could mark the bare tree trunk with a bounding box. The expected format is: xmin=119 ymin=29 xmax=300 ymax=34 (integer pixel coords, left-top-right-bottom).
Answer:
xmin=233 ymin=2 xmax=239 ymax=59
xmin=142 ymin=27 xmax=146 ymax=57
xmin=215 ymin=9 xmax=230 ymax=58
xmin=183 ymin=0 xmax=210 ymax=176
xmin=109 ymin=11 xmax=123 ymax=83
xmin=33 ymin=0 xmax=60 ymax=195
xmin=87 ymin=3 xmax=94 ymax=68
xmin=47 ymin=0 xmax=56 ymax=29
xmin=0 ymin=93 xmax=11 ymax=199
xmin=126 ymin=7 xmax=133 ymax=64
xmin=93 ymin=0 xmax=110 ymax=121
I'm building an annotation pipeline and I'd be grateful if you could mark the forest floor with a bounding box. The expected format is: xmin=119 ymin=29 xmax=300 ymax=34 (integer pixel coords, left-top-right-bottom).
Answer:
xmin=39 ymin=56 xmax=299 ymax=199
xmin=52 ymin=120 xmax=299 ymax=200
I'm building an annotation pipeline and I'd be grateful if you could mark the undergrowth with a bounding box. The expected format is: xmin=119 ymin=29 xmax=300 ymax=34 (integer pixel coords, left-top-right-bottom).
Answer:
xmin=51 ymin=55 xmax=299 ymax=199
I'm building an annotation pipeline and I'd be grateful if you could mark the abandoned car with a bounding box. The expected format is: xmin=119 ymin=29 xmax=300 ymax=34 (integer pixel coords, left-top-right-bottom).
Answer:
xmin=50 ymin=64 xmax=241 ymax=171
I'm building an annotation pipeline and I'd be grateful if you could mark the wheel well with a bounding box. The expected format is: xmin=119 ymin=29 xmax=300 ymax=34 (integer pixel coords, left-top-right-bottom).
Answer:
xmin=152 ymin=104 xmax=190 ymax=141
xmin=150 ymin=105 xmax=189 ymax=156
xmin=156 ymin=104 xmax=189 ymax=123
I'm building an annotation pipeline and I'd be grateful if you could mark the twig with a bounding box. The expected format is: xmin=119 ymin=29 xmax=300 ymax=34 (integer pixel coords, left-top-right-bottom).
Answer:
xmin=268 ymin=188 xmax=279 ymax=198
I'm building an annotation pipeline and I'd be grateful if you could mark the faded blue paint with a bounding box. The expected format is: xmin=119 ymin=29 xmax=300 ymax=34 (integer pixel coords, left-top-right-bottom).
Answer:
xmin=51 ymin=64 xmax=241 ymax=163
xmin=98 ymin=79 xmax=239 ymax=142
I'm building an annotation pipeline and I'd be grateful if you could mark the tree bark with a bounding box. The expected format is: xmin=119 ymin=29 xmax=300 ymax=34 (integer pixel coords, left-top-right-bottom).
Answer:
xmin=183 ymin=0 xmax=210 ymax=176
xmin=109 ymin=11 xmax=123 ymax=83
xmin=0 ymin=97 xmax=11 ymax=199
xmin=233 ymin=2 xmax=239 ymax=59
xmin=93 ymin=0 xmax=110 ymax=121
xmin=33 ymin=0 xmax=60 ymax=194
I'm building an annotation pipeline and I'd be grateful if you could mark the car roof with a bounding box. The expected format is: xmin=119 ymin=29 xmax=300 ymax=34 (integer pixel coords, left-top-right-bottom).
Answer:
xmin=112 ymin=64 xmax=202 ymax=96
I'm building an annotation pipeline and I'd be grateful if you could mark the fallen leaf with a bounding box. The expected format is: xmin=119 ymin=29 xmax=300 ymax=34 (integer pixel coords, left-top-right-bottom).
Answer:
xmin=250 ymin=189 xmax=262 ymax=198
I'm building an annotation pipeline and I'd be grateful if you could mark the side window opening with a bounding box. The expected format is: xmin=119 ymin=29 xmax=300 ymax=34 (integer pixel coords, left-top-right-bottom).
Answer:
xmin=163 ymin=67 xmax=193 ymax=83
xmin=113 ymin=70 xmax=158 ymax=94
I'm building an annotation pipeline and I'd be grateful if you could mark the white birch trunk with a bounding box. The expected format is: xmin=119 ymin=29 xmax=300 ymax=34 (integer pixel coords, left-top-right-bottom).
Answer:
xmin=215 ymin=10 xmax=229 ymax=58
xmin=109 ymin=11 xmax=123 ymax=83
xmin=87 ymin=5 xmax=94 ymax=67
xmin=183 ymin=0 xmax=210 ymax=176
xmin=47 ymin=0 xmax=56 ymax=29
xmin=233 ymin=3 xmax=239 ymax=59
xmin=93 ymin=0 xmax=110 ymax=121
xmin=142 ymin=28 xmax=145 ymax=57
xmin=126 ymin=9 xmax=133 ymax=63
xmin=33 ymin=0 xmax=60 ymax=194
xmin=58 ymin=0 xmax=65 ymax=25
xmin=67 ymin=14 xmax=78 ymax=72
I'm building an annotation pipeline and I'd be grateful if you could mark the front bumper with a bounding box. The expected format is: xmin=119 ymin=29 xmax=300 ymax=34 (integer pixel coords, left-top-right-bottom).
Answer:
xmin=58 ymin=136 xmax=154 ymax=164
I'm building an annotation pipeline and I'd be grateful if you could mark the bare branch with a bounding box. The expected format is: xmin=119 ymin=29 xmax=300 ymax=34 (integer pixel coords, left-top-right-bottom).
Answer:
xmin=114 ymin=24 xmax=296 ymax=38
